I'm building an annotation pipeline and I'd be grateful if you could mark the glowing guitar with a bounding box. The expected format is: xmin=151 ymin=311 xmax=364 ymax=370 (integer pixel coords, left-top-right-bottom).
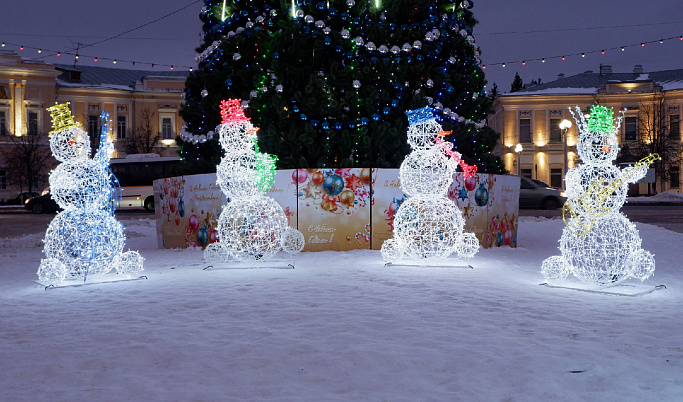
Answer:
xmin=562 ymin=153 xmax=659 ymax=235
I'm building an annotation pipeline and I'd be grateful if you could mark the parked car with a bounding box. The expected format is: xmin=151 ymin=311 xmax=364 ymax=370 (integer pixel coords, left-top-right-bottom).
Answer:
xmin=25 ymin=193 xmax=61 ymax=214
xmin=2 ymin=192 xmax=39 ymax=206
xmin=518 ymin=176 xmax=567 ymax=209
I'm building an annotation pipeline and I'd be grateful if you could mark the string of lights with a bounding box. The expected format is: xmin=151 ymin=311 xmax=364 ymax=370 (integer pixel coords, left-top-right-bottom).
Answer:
xmin=1 ymin=0 xmax=201 ymax=71
xmin=1 ymin=29 xmax=679 ymax=74
xmin=481 ymin=34 xmax=683 ymax=69
xmin=0 ymin=40 xmax=194 ymax=71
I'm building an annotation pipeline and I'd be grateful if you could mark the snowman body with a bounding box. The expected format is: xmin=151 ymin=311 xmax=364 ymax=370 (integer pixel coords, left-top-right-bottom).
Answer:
xmin=542 ymin=106 xmax=655 ymax=285
xmin=204 ymin=100 xmax=304 ymax=264
xmin=37 ymin=106 xmax=143 ymax=285
xmin=381 ymin=108 xmax=479 ymax=264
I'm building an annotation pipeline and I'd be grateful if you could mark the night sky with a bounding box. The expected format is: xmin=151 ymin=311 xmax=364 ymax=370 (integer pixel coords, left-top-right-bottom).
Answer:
xmin=2 ymin=0 xmax=682 ymax=93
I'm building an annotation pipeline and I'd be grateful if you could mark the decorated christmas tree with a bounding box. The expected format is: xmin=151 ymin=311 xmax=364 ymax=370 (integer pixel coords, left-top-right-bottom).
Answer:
xmin=180 ymin=0 xmax=503 ymax=173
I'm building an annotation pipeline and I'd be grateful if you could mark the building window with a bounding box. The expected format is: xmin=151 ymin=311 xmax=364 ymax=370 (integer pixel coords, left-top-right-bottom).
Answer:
xmin=519 ymin=118 xmax=531 ymax=143
xmin=671 ymin=167 xmax=680 ymax=189
xmin=549 ymin=118 xmax=561 ymax=142
xmin=159 ymin=114 xmax=175 ymax=140
xmin=550 ymin=168 xmax=563 ymax=188
xmin=0 ymin=168 xmax=7 ymax=190
xmin=624 ymin=116 xmax=638 ymax=141
xmin=117 ymin=115 xmax=127 ymax=139
xmin=520 ymin=168 xmax=532 ymax=179
xmin=88 ymin=114 xmax=100 ymax=147
xmin=0 ymin=110 xmax=6 ymax=136
xmin=27 ymin=111 xmax=39 ymax=136
xmin=670 ymin=114 xmax=680 ymax=139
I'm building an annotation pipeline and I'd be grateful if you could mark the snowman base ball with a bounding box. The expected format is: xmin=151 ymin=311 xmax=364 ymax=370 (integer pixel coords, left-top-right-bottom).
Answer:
xmin=43 ymin=209 xmax=125 ymax=278
xmin=393 ymin=195 xmax=465 ymax=260
xmin=217 ymin=195 xmax=288 ymax=262
xmin=204 ymin=242 xmax=233 ymax=264
xmin=559 ymin=213 xmax=652 ymax=285
xmin=113 ymin=251 xmax=145 ymax=277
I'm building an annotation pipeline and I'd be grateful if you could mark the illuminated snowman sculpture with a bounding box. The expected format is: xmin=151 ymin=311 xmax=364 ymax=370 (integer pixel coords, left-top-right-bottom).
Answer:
xmin=381 ymin=107 xmax=479 ymax=264
xmin=37 ymin=104 xmax=143 ymax=285
xmin=542 ymin=105 xmax=658 ymax=285
xmin=204 ymin=99 xmax=304 ymax=264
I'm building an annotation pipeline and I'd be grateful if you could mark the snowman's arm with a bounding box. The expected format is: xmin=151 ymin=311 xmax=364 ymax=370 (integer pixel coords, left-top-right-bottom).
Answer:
xmin=94 ymin=112 xmax=114 ymax=164
xmin=621 ymin=165 xmax=648 ymax=184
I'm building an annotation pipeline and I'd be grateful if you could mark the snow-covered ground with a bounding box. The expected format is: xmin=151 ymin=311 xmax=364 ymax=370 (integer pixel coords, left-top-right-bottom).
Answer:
xmin=628 ymin=191 xmax=683 ymax=204
xmin=1 ymin=216 xmax=681 ymax=401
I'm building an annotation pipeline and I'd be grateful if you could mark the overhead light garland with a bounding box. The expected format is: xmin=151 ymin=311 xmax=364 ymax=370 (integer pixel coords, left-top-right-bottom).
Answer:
xmin=0 ymin=40 xmax=194 ymax=71
xmin=481 ymin=34 xmax=683 ymax=70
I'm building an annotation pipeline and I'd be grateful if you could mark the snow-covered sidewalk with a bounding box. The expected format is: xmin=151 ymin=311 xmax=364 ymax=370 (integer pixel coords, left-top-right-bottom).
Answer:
xmin=1 ymin=217 xmax=681 ymax=401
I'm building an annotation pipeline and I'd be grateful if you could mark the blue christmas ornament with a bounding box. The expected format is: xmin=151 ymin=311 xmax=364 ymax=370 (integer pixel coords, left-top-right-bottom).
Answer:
xmin=475 ymin=182 xmax=489 ymax=206
xmin=323 ymin=174 xmax=344 ymax=196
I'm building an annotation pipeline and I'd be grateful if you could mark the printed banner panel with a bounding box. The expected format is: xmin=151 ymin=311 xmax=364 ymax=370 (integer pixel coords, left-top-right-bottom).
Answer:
xmin=155 ymin=171 xmax=519 ymax=251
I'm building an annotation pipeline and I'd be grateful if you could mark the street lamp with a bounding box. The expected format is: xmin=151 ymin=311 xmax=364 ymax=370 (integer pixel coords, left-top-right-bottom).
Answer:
xmin=514 ymin=143 xmax=523 ymax=175
xmin=559 ymin=119 xmax=572 ymax=188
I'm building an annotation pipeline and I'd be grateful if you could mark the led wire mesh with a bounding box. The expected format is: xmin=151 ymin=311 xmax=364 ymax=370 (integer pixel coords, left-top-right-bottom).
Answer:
xmin=205 ymin=99 xmax=304 ymax=264
xmin=542 ymin=105 xmax=655 ymax=285
xmin=37 ymin=108 xmax=143 ymax=285
xmin=381 ymin=110 xmax=479 ymax=264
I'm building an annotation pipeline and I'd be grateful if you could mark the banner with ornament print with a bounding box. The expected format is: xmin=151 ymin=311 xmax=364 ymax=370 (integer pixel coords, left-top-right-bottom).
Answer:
xmin=155 ymin=171 xmax=518 ymax=251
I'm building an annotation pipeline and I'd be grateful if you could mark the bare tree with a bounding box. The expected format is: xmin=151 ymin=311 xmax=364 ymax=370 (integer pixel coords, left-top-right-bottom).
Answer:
xmin=123 ymin=108 xmax=160 ymax=155
xmin=1 ymin=133 xmax=54 ymax=193
xmin=632 ymin=92 xmax=681 ymax=193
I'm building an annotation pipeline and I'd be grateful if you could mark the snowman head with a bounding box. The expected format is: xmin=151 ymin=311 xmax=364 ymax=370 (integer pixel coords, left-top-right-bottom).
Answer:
xmin=571 ymin=105 xmax=621 ymax=166
xmin=47 ymin=104 xmax=90 ymax=162
xmin=405 ymin=107 xmax=443 ymax=150
xmin=218 ymin=99 xmax=257 ymax=151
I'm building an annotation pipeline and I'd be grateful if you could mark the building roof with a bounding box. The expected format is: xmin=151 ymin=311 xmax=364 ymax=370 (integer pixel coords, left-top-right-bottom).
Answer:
xmin=504 ymin=66 xmax=683 ymax=96
xmin=54 ymin=64 xmax=189 ymax=90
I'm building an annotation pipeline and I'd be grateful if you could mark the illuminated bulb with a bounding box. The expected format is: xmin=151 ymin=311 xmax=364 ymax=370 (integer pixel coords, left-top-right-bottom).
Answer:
xmin=94 ymin=57 xmax=98 ymax=62
xmin=57 ymin=52 xmax=61 ymax=56
xmin=20 ymin=45 xmax=24 ymax=50
xmin=113 ymin=59 xmax=117 ymax=64
xmin=38 ymin=49 xmax=42 ymax=53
